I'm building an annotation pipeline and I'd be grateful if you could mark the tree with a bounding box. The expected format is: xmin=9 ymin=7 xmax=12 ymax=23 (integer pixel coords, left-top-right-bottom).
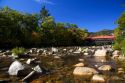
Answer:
xmin=40 ymin=6 xmax=50 ymax=23
xmin=0 ymin=7 xmax=40 ymax=47
xmin=0 ymin=7 xmax=22 ymax=47
xmin=114 ymin=11 xmax=125 ymax=52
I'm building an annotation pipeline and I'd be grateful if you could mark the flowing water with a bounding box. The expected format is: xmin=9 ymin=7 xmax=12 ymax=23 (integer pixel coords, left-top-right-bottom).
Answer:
xmin=0 ymin=52 xmax=125 ymax=83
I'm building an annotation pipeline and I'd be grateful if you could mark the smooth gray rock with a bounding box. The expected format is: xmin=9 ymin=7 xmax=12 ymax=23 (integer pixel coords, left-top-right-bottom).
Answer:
xmin=34 ymin=65 xmax=42 ymax=73
xmin=8 ymin=61 xmax=24 ymax=76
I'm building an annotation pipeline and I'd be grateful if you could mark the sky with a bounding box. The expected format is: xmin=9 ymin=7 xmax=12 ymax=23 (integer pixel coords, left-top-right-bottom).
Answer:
xmin=0 ymin=0 xmax=125 ymax=32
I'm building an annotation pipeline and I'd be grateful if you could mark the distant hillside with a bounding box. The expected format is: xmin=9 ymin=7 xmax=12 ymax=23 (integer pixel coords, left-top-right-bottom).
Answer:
xmin=89 ymin=29 xmax=114 ymax=36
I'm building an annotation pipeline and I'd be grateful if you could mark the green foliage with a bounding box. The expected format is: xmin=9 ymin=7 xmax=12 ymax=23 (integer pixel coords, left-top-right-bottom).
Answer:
xmin=40 ymin=6 xmax=50 ymax=22
xmin=0 ymin=7 xmax=40 ymax=47
xmin=12 ymin=47 xmax=26 ymax=55
xmin=121 ymin=40 xmax=125 ymax=55
xmin=114 ymin=11 xmax=125 ymax=55
xmin=0 ymin=6 xmax=89 ymax=47
xmin=113 ymin=43 xmax=121 ymax=50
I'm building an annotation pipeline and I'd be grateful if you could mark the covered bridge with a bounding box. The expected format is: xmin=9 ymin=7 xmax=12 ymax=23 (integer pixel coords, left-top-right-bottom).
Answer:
xmin=86 ymin=35 xmax=115 ymax=45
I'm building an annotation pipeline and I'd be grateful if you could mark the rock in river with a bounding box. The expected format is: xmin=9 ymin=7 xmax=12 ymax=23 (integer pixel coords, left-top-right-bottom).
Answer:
xmin=26 ymin=59 xmax=35 ymax=64
xmin=92 ymin=74 xmax=106 ymax=83
xmin=26 ymin=59 xmax=32 ymax=64
xmin=52 ymin=47 xmax=58 ymax=53
xmin=34 ymin=65 xmax=42 ymax=73
xmin=73 ymin=67 xmax=98 ymax=76
xmin=8 ymin=61 xmax=24 ymax=76
xmin=113 ymin=50 xmax=120 ymax=56
xmin=94 ymin=49 xmax=107 ymax=57
xmin=112 ymin=50 xmax=121 ymax=59
xmin=98 ymin=65 xmax=112 ymax=71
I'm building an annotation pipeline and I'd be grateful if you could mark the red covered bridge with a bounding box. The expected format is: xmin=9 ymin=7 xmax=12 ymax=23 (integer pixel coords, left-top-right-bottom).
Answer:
xmin=86 ymin=35 xmax=115 ymax=45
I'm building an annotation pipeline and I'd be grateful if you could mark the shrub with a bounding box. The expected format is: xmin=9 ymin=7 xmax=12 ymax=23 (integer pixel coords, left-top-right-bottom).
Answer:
xmin=121 ymin=40 xmax=125 ymax=56
xmin=113 ymin=43 xmax=121 ymax=50
xmin=12 ymin=47 xmax=26 ymax=55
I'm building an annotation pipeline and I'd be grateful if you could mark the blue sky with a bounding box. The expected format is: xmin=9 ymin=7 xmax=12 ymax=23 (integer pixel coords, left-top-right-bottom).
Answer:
xmin=0 ymin=0 xmax=125 ymax=32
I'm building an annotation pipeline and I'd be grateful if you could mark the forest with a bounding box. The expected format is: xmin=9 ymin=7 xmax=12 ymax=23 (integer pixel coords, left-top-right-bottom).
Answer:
xmin=0 ymin=6 xmax=89 ymax=48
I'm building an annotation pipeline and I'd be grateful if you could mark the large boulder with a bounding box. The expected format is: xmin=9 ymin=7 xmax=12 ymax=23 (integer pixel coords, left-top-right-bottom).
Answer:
xmin=94 ymin=49 xmax=107 ymax=57
xmin=98 ymin=65 xmax=112 ymax=71
xmin=8 ymin=61 xmax=24 ymax=76
xmin=92 ymin=74 xmax=106 ymax=83
xmin=73 ymin=67 xmax=98 ymax=76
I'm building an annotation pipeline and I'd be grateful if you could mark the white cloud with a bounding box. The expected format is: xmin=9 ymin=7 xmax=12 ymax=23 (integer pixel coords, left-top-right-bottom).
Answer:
xmin=34 ymin=0 xmax=54 ymax=5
